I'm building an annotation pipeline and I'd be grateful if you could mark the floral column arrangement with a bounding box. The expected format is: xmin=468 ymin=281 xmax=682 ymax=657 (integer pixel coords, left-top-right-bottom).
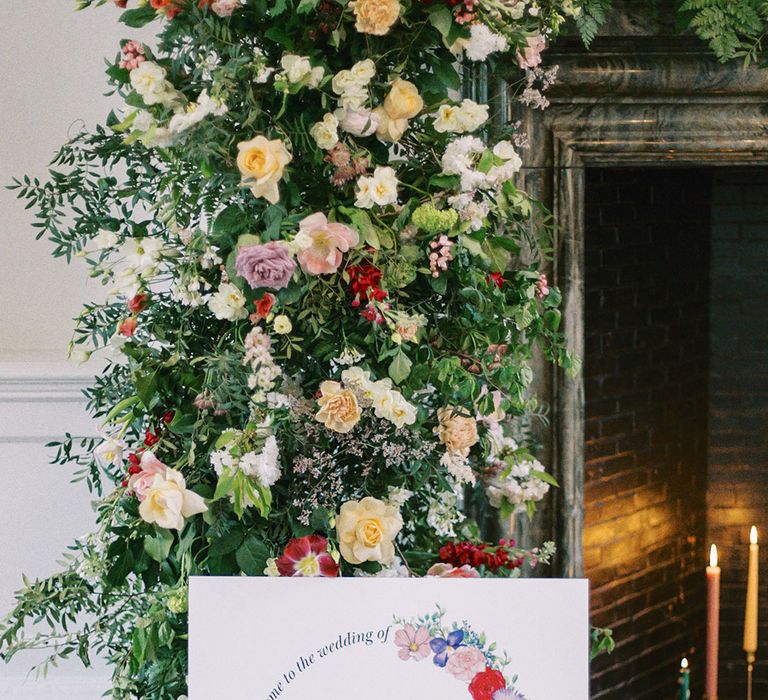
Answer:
xmin=2 ymin=0 xmax=581 ymax=696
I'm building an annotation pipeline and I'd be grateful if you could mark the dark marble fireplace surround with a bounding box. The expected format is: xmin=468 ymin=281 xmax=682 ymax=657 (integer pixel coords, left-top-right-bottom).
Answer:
xmin=506 ymin=4 xmax=768 ymax=698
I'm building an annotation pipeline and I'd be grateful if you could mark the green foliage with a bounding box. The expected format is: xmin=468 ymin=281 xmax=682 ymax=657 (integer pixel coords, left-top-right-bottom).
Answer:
xmin=575 ymin=0 xmax=613 ymax=46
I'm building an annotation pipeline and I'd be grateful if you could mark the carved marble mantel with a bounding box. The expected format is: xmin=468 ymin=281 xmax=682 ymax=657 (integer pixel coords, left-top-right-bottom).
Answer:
xmin=503 ymin=33 xmax=768 ymax=578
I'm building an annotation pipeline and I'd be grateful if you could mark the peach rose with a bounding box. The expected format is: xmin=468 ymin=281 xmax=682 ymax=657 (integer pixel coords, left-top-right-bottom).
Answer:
xmin=315 ymin=380 xmax=362 ymax=433
xmin=372 ymin=106 xmax=409 ymax=143
xmin=436 ymin=406 xmax=479 ymax=456
xmin=296 ymin=212 xmax=359 ymax=275
xmin=336 ymin=496 xmax=403 ymax=564
xmin=383 ymin=79 xmax=423 ymax=120
xmin=128 ymin=451 xmax=168 ymax=501
xmin=351 ymin=0 xmax=401 ymax=35
xmin=236 ymin=135 xmax=292 ymax=204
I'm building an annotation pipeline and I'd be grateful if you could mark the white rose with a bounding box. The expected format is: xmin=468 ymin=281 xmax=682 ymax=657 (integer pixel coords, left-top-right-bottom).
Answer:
xmin=208 ymin=282 xmax=248 ymax=321
xmin=338 ymin=85 xmax=369 ymax=111
xmin=349 ymin=59 xmax=376 ymax=84
xmin=332 ymin=69 xmax=358 ymax=95
xmin=309 ymin=112 xmax=339 ymax=150
xmin=130 ymin=61 xmax=179 ymax=107
xmin=493 ymin=140 xmax=519 ymax=161
xmin=273 ymin=314 xmax=292 ymax=334
xmin=432 ymin=104 xmax=463 ymax=133
xmin=281 ymin=54 xmax=324 ymax=86
xmin=335 ymin=108 xmax=380 ymax=137
xmin=456 ymin=99 xmax=489 ymax=133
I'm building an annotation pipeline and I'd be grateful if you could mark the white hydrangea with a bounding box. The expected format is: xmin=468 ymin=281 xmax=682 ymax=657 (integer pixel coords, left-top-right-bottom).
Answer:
xmin=486 ymin=457 xmax=552 ymax=512
xmin=464 ymin=23 xmax=509 ymax=62
xmin=211 ymin=435 xmax=282 ymax=488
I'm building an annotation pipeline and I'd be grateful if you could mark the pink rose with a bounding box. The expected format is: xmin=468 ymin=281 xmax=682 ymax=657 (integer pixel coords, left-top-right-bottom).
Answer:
xmin=427 ymin=563 xmax=481 ymax=578
xmin=296 ymin=212 xmax=359 ymax=275
xmin=446 ymin=646 xmax=487 ymax=681
xmin=127 ymin=451 xmax=168 ymax=501
xmin=211 ymin=0 xmax=240 ymax=16
xmin=236 ymin=241 xmax=296 ymax=289
xmin=336 ymin=108 xmax=381 ymax=137
xmin=517 ymin=35 xmax=546 ymax=70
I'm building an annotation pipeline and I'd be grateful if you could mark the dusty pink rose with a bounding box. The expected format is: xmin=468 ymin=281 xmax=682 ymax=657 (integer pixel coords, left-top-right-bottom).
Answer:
xmin=427 ymin=562 xmax=481 ymax=578
xmin=296 ymin=212 xmax=359 ymax=275
xmin=517 ymin=35 xmax=546 ymax=69
xmin=446 ymin=646 xmax=487 ymax=681
xmin=336 ymin=108 xmax=381 ymax=137
xmin=128 ymin=451 xmax=168 ymax=501
xmin=236 ymin=241 xmax=296 ymax=289
xmin=394 ymin=624 xmax=432 ymax=661
xmin=211 ymin=0 xmax=240 ymax=16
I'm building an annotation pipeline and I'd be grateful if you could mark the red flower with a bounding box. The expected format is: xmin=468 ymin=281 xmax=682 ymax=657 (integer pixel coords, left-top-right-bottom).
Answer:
xmin=347 ymin=263 xmax=387 ymax=307
xmin=487 ymin=272 xmax=505 ymax=288
xmin=253 ymin=293 xmax=275 ymax=320
xmin=118 ymin=317 xmax=137 ymax=337
xmin=162 ymin=410 xmax=175 ymax=425
xmin=439 ymin=540 xmax=523 ymax=574
xmin=144 ymin=429 xmax=159 ymax=447
xmin=469 ymin=668 xmax=507 ymax=700
xmin=276 ymin=535 xmax=339 ymax=577
xmin=127 ymin=293 xmax=149 ymax=313
xmin=150 ymin=0 xmax=183 ymax=18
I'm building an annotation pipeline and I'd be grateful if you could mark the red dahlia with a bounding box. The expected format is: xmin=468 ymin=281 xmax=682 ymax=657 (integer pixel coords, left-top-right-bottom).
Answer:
xmin=469 ymin=668 xmax=507 ymax=700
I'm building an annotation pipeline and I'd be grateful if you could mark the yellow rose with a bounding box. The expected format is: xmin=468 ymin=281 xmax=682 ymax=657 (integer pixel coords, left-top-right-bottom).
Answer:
xmin=336 ymin=496 xmax=403 ymax=564
xmin=436 ymin=406 xmax=479 ymax=457
xmin=372 ymin=105 xmax=408 ymax=143
xmin=351 ymin=0 xmax=401 ymax=36
xmin=139 ymin=469 xmax=208 ymax=531
xmin=383 ymin=79 xmax=423 ymax=120
xmin=236 ymin=135 xmax=292 ymax=204
xmin=315 ymin=380 xmax=362 ymax=433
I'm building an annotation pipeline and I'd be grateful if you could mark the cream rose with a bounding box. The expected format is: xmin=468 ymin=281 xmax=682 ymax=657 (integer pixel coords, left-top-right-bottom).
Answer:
xmin=336 ymin=496 xmax=403 ymax=564
xmin=383 ymin=79 xmax=423 ymax=120
xmin=351 ymin=0 xmax=401 ymax=36
xmin=315 ymin=380 xmax=362 ymax=433
xmin=236 ymin=135 xmax=292 ymax=203
xmin=436 ymin=406 xmax=479 ymax=456
xmin=139 ymin=468 xmax=208 ymax=531
xmin=309 ymin=112 xmax=339 ymax=150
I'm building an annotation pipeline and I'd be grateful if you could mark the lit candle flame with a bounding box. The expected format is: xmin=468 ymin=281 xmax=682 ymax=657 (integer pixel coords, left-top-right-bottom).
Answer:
xmin=681 ymin=657 xmax=689 ymax=670
xmin=710 ymin=544 xmax=718 ymax=568
xmin=750 ymin=526 xmax=758 ymax=545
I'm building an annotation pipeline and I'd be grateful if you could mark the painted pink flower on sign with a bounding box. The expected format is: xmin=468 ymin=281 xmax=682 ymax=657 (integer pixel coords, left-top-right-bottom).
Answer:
xmin=296 ymin=212 xmax=359 ymax=275
xmin=446 ymin=646 xmax=486 ymax=681
xmin=394 ymin=624 xmax=432 ymax=661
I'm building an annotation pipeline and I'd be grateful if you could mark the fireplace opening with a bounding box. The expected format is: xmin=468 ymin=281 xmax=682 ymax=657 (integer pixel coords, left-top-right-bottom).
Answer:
xmin=583 ymin=168 xmax=768 ymax=700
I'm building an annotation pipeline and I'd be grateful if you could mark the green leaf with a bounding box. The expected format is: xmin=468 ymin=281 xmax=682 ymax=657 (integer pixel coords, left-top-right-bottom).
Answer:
xmin=144 ymin=528 xmax=174 ymax=563
xmin=119 ymin=6 xmax=157 ymax=28
xmin=134 ymin=370 xmax=158 ymax=409
xmin=530 ymin=469 xmax=560 ymax=488
xmin=236 ymin=535 xmax=271 ymax=575
xmin=106 ymin=548 xmax=135 ymax=586
xmin=427 ymin=5 xmax=454 ymax=38
xmin=388 ymin=350 xmax=412 ymax=384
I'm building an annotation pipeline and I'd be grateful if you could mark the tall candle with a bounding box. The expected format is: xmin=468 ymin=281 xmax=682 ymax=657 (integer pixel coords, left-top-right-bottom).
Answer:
xmin=706 ymin=544 xmax=720 ymax=699
xmin=679 ymin=657 xmax=690 ymax=700
xmin=743 ymin=526 xmax=759 ymax=655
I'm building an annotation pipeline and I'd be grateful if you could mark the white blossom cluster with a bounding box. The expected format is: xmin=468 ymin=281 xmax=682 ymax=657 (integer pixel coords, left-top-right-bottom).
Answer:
xmin=441 ymin=136 xmax=524 ymax=193
xmin=210 ymin=434 xmax=281 ymax=488
xmin=243 ymin=326 xmax=283 ymax=401
xmin=485 ymin=432 xmax=552 ymax=513
xmin=340 ymin=366 xmax=417 ymax=429
xmin=426 ymin=490 xmax=462 ymax=538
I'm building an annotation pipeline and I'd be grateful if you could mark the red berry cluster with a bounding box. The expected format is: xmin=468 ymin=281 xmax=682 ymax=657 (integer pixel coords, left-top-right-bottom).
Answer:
xmin=308 ymin=0 xmax=343 ymax=40
xmin=439 ymin=540 xmax=525 ymax=573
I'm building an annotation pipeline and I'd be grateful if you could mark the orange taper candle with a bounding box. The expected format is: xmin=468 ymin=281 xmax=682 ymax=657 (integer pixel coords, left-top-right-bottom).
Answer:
xmin=744 ymin=527 xmax=759 ymax=655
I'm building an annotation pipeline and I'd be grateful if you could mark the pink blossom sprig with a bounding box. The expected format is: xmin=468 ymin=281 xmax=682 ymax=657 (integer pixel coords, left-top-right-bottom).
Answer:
xmin=429 ymin=235 xmax=455 ymax=278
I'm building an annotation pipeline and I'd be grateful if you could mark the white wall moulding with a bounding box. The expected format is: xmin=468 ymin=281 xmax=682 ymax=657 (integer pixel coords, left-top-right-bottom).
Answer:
xmin=0 ymin=361 xmax=96 ymax=442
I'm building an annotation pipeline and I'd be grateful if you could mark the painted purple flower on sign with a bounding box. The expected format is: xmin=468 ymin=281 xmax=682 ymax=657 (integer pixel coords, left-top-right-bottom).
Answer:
xmin=394 ymin=624 xmax=432 ymax=661
xmin=429 ymin=629 xmax=465 ymax=667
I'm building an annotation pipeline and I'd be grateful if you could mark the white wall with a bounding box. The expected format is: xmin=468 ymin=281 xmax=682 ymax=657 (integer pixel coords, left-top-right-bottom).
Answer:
xmin=0 ymin=3 xmax=152 ymax=696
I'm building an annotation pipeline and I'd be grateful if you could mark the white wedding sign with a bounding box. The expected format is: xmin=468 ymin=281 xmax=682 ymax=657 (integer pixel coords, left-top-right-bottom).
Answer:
xmin=189 ymin=577 xmax=588 ymax=700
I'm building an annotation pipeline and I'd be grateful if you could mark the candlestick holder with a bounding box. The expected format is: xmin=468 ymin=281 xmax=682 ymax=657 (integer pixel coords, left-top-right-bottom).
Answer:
xmin=746 ymin=652 xmax=754 ymax=700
